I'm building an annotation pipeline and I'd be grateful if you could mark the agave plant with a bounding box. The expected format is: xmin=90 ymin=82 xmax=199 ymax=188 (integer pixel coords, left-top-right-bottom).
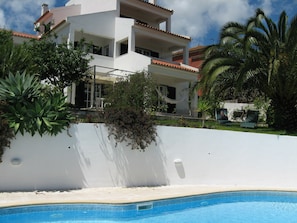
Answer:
xmin=0 ymin=72 xmax=73 ymax=136
xmin=30 ymin=91 xmax=73 ymax=136
xmin=0 ymin=71 xmax=41 ymax=104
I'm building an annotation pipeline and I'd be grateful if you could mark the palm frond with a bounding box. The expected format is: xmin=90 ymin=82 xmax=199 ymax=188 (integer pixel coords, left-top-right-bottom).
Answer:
xmin=278 ymin=11 xmax=288 ymax=43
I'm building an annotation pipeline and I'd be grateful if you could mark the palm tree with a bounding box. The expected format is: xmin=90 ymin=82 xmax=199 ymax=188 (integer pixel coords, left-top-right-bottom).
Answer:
xmin=197 ymin=98 xmax=212 ymax=128
xmin=201 ymin=9 xmax=297 ymax=131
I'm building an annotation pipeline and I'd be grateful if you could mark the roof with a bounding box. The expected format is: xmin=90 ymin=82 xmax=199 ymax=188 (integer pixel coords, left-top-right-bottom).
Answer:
xmin=151 ymin=59 xmax=199 ymax=73
xmin=12 ymin=31 xmax=38 ymax=40
xmin=50 ymin=20 xmax=67 ymax=32
xmin=34 ymin=11 xmax=53 ymax=24
xmin=138 ymin=0 xmax=173 ymax=13
xmin=135 ymin=22 xmax=191 ymax=40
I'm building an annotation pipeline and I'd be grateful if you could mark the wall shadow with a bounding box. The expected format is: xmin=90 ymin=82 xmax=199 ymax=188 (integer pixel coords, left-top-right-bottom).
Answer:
xmin=96 ymin=124 xmax=169 ymax=187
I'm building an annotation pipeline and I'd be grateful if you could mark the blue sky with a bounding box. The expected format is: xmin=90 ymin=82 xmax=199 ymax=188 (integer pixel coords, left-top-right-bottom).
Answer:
xmin=0 ymin=0 xmax=296 ymax=46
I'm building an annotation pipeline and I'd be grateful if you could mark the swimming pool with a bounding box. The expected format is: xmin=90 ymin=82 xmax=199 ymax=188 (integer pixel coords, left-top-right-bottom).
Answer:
xmin=1 ymin=191 xmax=297 ymax=222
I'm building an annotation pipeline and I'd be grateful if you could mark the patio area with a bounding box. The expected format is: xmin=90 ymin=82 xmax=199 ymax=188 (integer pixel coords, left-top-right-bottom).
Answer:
xmin=2 ymin=185 xmax=297 ymax=208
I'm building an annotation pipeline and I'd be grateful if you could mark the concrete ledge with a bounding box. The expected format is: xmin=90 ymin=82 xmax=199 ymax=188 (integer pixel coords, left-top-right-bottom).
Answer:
xmin=2 ymin=185 xmax=297 ymax=208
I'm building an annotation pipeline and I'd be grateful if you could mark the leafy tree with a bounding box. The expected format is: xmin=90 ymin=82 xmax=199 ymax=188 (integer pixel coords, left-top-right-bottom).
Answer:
xmin=26 ymin=37 xmax=91 ymax=91
xmin=104 ymin=72 xmax=157 ymax=150
xmin=201 ymin=9 xmax=297 ymax=131
xmin=0 ymin=30 xmax=34 ymax=77
xmin=105 ymin=72 xmax=157 ymax=110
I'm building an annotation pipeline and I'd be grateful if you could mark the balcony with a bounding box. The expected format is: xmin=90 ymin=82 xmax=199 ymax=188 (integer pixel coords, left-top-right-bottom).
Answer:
xmin=120 ymin=0 xmax=172 ymax=29
xmin=133 ymin=22 xmax=190 ymax=63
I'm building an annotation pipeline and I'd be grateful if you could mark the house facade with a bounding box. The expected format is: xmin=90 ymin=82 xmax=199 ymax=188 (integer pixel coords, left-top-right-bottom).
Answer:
xmin=34 ymin=0 xmax=199 ymax=115
xmin=173 ymin=45 xmax=206 ymax=97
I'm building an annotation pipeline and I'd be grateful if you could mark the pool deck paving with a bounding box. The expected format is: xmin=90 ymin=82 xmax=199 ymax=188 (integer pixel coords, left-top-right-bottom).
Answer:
xmin=1 ymin=185 xmax=297 ymax=208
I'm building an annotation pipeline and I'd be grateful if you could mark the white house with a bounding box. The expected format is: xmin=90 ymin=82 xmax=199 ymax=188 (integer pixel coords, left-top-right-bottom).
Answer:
xmin=34 ymin=0 xmax=199 ymax=115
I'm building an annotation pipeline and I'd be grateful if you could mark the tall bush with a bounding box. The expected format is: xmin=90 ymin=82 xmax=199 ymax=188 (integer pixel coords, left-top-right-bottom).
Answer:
xmin=104 ymin=72 xmax=157 ymax=150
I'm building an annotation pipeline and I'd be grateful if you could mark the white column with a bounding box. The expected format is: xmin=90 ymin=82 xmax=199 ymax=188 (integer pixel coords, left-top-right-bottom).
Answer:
xmin=110 ymin=39 xmax=115 ymax=57
xmin=67 ymin=27 xmax=75 ymax=46
xmin=67 ymin=29 xmax=77 ymax=105
xmin=90 ymin=81 xmax=95 ymax=108
xmin=71 ymin=83 xmax=76 ymax=105
xmin=166 ymin=17 xmax=171 ymax=32
xmin=129 ymin=28 xmax=135 ymax=53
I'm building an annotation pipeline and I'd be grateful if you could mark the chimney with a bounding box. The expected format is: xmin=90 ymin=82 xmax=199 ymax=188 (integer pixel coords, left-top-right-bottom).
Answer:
xmin=41 ymin=3 xmax=49 ymax=15
xmin=148 ymin=0 xmax=157 ymax=4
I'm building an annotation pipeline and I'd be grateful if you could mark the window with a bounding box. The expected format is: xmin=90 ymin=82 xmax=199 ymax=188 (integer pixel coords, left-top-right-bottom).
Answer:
xmin=74 ymin=41 xmax=107 ymax=56
xmin=120 ymin=43 xmax=128 ymax=55
xmin=102 ymin=45 xmax=109 ymax=56
xmin=82 ymin=82 xmax=107 ymax=108
xmin=135 ymin=47 xmax=159 ymax=58
xmin=93 ymin=45 xmax=102 ymax=55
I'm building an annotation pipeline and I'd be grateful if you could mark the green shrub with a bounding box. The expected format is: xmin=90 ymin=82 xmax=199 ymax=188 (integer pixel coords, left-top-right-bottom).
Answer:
xmin=0 ymin=104 xmax=14 ymax=163
xmin=104 ymin=72 xmax=157 ymax=150
xmin=104 ymin=107 xmax=157 ymax=150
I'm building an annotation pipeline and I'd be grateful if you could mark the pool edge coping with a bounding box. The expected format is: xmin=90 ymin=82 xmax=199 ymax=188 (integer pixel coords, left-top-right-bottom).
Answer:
xmin=2 ymin=185 xmax=297 ymax=208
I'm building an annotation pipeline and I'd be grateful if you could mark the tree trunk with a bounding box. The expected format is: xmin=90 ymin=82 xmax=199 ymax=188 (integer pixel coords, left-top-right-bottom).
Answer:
xmin=270 ymin=98 xmax=297 ymax=131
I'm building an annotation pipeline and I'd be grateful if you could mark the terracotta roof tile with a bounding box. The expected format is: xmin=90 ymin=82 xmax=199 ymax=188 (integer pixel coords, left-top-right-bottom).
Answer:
xmin=34 ymin=11 xmax=52 ymax=24
xmin=135 ymin=22 xmax=190 ymax=40
xmin=12 ymin=31 xmax=38 ymax=39
xmin=152 ymin=59 xmax=199 ymax=73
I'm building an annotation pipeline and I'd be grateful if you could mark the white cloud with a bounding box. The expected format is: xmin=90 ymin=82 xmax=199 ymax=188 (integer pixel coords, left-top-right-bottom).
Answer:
xmin=0 ymin=0 xmax=57 ymax=33
xmin=0 ymin=9 xmax=6 ymax=28
xmin=158 ymin=0 xmax=276 ymax=45
xmin=257 ymin=0 xmax=273 ymax=15
xmin=158 ymin=0 xmax=297 ymax=45
xmin=0 ymin=0 xmax=294 ymax=45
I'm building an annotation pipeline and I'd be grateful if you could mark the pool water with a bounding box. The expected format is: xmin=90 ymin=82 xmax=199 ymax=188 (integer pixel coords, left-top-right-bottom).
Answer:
xmin=1 ymin=191 xmax=297 ymax=222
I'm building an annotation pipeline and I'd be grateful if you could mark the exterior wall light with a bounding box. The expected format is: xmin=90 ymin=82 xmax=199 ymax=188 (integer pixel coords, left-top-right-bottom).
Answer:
xmin=10 ymin=158 xmax=22 ymax=166
xmin=174 ymin=158 xmax=185 ymax=179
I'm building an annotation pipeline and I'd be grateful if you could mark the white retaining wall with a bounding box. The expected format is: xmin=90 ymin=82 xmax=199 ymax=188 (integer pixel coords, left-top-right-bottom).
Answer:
xmin=1 ymin=124 xmax=297 ymax=191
